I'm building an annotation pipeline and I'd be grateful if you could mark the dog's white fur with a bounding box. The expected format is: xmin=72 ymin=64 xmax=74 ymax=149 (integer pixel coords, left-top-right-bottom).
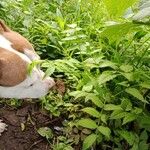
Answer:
xmin=0 ymin=35 xmax=55 ymax=98
xmin=0 ymin=22 xmax=55 ymax=134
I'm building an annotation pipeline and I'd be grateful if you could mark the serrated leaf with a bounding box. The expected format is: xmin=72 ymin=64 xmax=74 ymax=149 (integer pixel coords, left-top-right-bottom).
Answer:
xmin=37 ymin=127 xmax=53 ymax=139
xmin=98 ymin=71 xmax=117 ymax=85
xmin=97 ymin=126 xmax=111 ymax=138
xmin=125 ymin=88 xmax=147 ymax=103
xmin=104 ymin=104 xmax=122 ymax=111
xmin=110 ymin=110 xmax=126 ymax=119
xmin=121 ymin=98 xmax=132 ymax=111
xmin=77 ymin=119 xmax=98 ymax=129
xmin=121 ymin=72 xmax=134 ymax=81
xmin=85 ymin=93 xmax=103 ymax=108
xmin=101 ymin=114 xmax=107 ymax=124
xmin=140 ymin=82 xmax=150 ymax=89
xmin=118 ymin=130 xmax=135 ymax=145
xmin=99 ymin=61 xmax=117 ymax=69
xmin=82 ymin=134 xmax=97 ymax=150
xmin=82 ymin=107 xmax=101 ymax=118
xmin=43 ymin=65 xmax=55 ymax=78
xmin=120 ymin=65 xmax=133 ymax=72
xmin=123 ymin=113 xmax=137 ymax=125
xmin=140 ymin=130 xmax=148 ymax=141
xmin=101 ymin=22 xmax=139 ymax=43
xmin=69 ymin=91 xmax=87 ymax=99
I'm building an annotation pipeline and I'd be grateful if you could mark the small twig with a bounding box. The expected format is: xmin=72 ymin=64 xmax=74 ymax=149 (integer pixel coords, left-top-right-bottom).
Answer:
xmin=29 ymin=139 xmax=43 ymax=150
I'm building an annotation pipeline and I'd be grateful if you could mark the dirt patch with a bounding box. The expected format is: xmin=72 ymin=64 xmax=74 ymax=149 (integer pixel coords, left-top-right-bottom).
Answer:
xmin=0 ymin=101 xmax=63 ymax=150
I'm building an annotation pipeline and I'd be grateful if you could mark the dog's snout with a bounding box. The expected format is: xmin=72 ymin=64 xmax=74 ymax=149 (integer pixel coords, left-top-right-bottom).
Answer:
xmin=44 ymin=77 xmax=55 ymax=88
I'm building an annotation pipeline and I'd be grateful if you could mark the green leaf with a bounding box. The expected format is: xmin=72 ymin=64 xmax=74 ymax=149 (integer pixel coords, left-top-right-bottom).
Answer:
xmin=103 ymin=0 xmax=138 ymax=18
xmin=85 ymin=93 xmax=103 ymax=108
xmin=110 ymin=110 xmax=126 ymax=119
xmin=121 ymin=72 xmax=134 ymax=81
xmin=140 ymin=82 xmax=150 ymax=89
xmin=69 ymin=91 xmax=87 ymax=99
xmin=121 ymin=98 xmax=132 ymax=111
xmin=77 ymin=119 xmax=98 ymax=129
xmin=82 ymin=134 xmax=97 ymax=150
xmin=123 ymin=113 xmax=137 ymax=125
xmin=43 ymin=64 xmax=55 ymax=78
xmin=99 ymin=60 xmax=117 ymax=69
xmin=97 ymin=126 xmax=111 ymax=138
xmin=101 ymin=114 xmax=107 ymax=124
xmin=27 ymin=60 xmax=43 ymax=75
xmin=82 ymin=107 xmax=101 ymax=118
xmin=125 ymin=88 xmax=147 ymax=103
xmin=37 ymin=127 xmax=53 ymax=139
xmin=118 ymin=130 xmax=135 ymax=145
xmin=104 ymin=104 xmax=122 ymax=111
xmin=98 ymin=71 xmax=117 ymax=85
xmin=140 ymin=130 xmax=148 ymax=141
xmin=101 ymin=23 xmax=139 ymax=43
xmin=120 ymin=65 xmax=133 ymax=72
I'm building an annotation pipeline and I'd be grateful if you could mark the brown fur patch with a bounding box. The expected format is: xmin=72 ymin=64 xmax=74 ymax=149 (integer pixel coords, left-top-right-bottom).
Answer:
xmin=0 ymin=20 xmax=35 ymax=54
xmin=0 ymin=48 xmax=27 ymax=86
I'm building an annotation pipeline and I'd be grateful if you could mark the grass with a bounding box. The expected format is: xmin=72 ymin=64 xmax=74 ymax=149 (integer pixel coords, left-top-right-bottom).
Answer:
xmin=0 ymin=0 xmax=150 ymax=149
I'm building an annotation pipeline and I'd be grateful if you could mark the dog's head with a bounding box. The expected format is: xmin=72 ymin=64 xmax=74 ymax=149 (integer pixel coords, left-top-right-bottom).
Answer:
xmin=0 ymin=20 xmax=55 ymax=98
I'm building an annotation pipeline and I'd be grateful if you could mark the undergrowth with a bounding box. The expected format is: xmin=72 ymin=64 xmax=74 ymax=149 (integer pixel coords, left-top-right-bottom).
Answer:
xmin=0 ymin=0 xmax=150 ymax=149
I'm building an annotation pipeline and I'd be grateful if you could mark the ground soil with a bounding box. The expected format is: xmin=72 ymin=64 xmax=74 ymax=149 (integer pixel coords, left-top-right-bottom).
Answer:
xmin=0 ymin=101 xmax=63 ymax=150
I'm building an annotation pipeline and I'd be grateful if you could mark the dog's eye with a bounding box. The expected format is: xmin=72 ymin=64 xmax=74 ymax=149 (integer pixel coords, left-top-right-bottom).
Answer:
xmin=29 ymin=83 xmax=34 ymax=87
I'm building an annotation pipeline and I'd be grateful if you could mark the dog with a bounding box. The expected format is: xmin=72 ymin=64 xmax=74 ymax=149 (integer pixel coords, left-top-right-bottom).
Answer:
xmin=0 ymin=20 xmax=55 ymax=135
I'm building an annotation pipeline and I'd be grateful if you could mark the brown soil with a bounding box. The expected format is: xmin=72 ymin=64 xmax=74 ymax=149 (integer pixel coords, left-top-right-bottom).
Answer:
xmin=0 ymin=101 xmax=63 ymax=150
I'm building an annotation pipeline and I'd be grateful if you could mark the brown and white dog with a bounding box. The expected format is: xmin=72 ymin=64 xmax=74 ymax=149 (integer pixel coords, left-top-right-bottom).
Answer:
xmin=0 ymin=20 xmax=55 ymax=135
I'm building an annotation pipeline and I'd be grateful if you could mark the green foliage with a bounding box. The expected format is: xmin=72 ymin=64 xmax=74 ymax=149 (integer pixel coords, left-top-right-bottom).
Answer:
xmin=103 ymin=0 xmax=138 ymax=18
xmin=37 ymin=127 xmax=53 ymax=140
xmin=1 ymin=0 xmax=150 ymax=149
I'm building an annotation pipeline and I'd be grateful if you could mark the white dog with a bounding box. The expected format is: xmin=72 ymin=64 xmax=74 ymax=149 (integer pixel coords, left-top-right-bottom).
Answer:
xmin=0 ymin=20 xmax=55 ymax=135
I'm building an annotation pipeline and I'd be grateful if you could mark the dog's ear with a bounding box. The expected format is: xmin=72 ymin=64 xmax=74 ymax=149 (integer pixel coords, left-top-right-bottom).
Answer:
xmin=0 ymin=20 xmax=11 ymax=33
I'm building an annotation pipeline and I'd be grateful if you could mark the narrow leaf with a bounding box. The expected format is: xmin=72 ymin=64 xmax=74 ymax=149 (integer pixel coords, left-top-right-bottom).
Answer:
xmin=104 ymin=104 xmax=122 ymax=111
xmin=82 ymin=107 xmax=101 ymax=118
xmin=82 ymin=134 xmax=97 ymax=150
xmin=77 ymin=119 xmax=98 ymax=129
xmin=123 ymin=113 xmax=137 ymax=125
xmin=98 ymin=71 xmax=117 ymax=85
xmin=125 ymin=88 xmax=147 ymax=103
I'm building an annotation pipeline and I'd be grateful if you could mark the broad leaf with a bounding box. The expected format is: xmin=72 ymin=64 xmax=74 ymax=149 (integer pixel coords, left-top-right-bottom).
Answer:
xmin=103 ymin=0 xmax=138 ymax=18
xmin=118 ymin=130 xmax=136 ymax=145
xmin=77 ymin=119 xmax=98 ymax=129
xmin=85 ymin=93 xmax=103 ymax=108
xmin=123 ymin=113 xmax=137 ymax=125
xmin=82 ymin=107 xmax=101 ymax=118
xmin=37 ymin=127 xmax=53 ymax=139
xmin=98 ymin=71 xmax=117 ymax=85
xmin=101 ymin=22 xmax=139 ymax=43
xmin=104 ymin=104 xmax=122 ymax=111
xmin=97 ymin=126 xmax=111 ymax=138
xmin=120 ymin=65 xmax=133 ymax=72
xmin=82 ymin=134 xmax=97 ymax=150
xmin=110 ymin=110 xmax=126 ymax=119
xmin=69 ymin=91 xmax=87 ymax=99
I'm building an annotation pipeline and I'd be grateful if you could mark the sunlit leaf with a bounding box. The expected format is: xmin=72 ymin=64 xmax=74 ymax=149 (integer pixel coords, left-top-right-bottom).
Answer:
xmin=82 ymin=134 xmax=97 ymax=150
xmin=125 ymin=88 xmax=147 ymax=103
xmin=82 ymin=107 xmax=101 ymax=118
xmin=97 ymin=126 xmax=111 ymax=138
xmin=77 ymin=119 xmax=98 ymax=129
